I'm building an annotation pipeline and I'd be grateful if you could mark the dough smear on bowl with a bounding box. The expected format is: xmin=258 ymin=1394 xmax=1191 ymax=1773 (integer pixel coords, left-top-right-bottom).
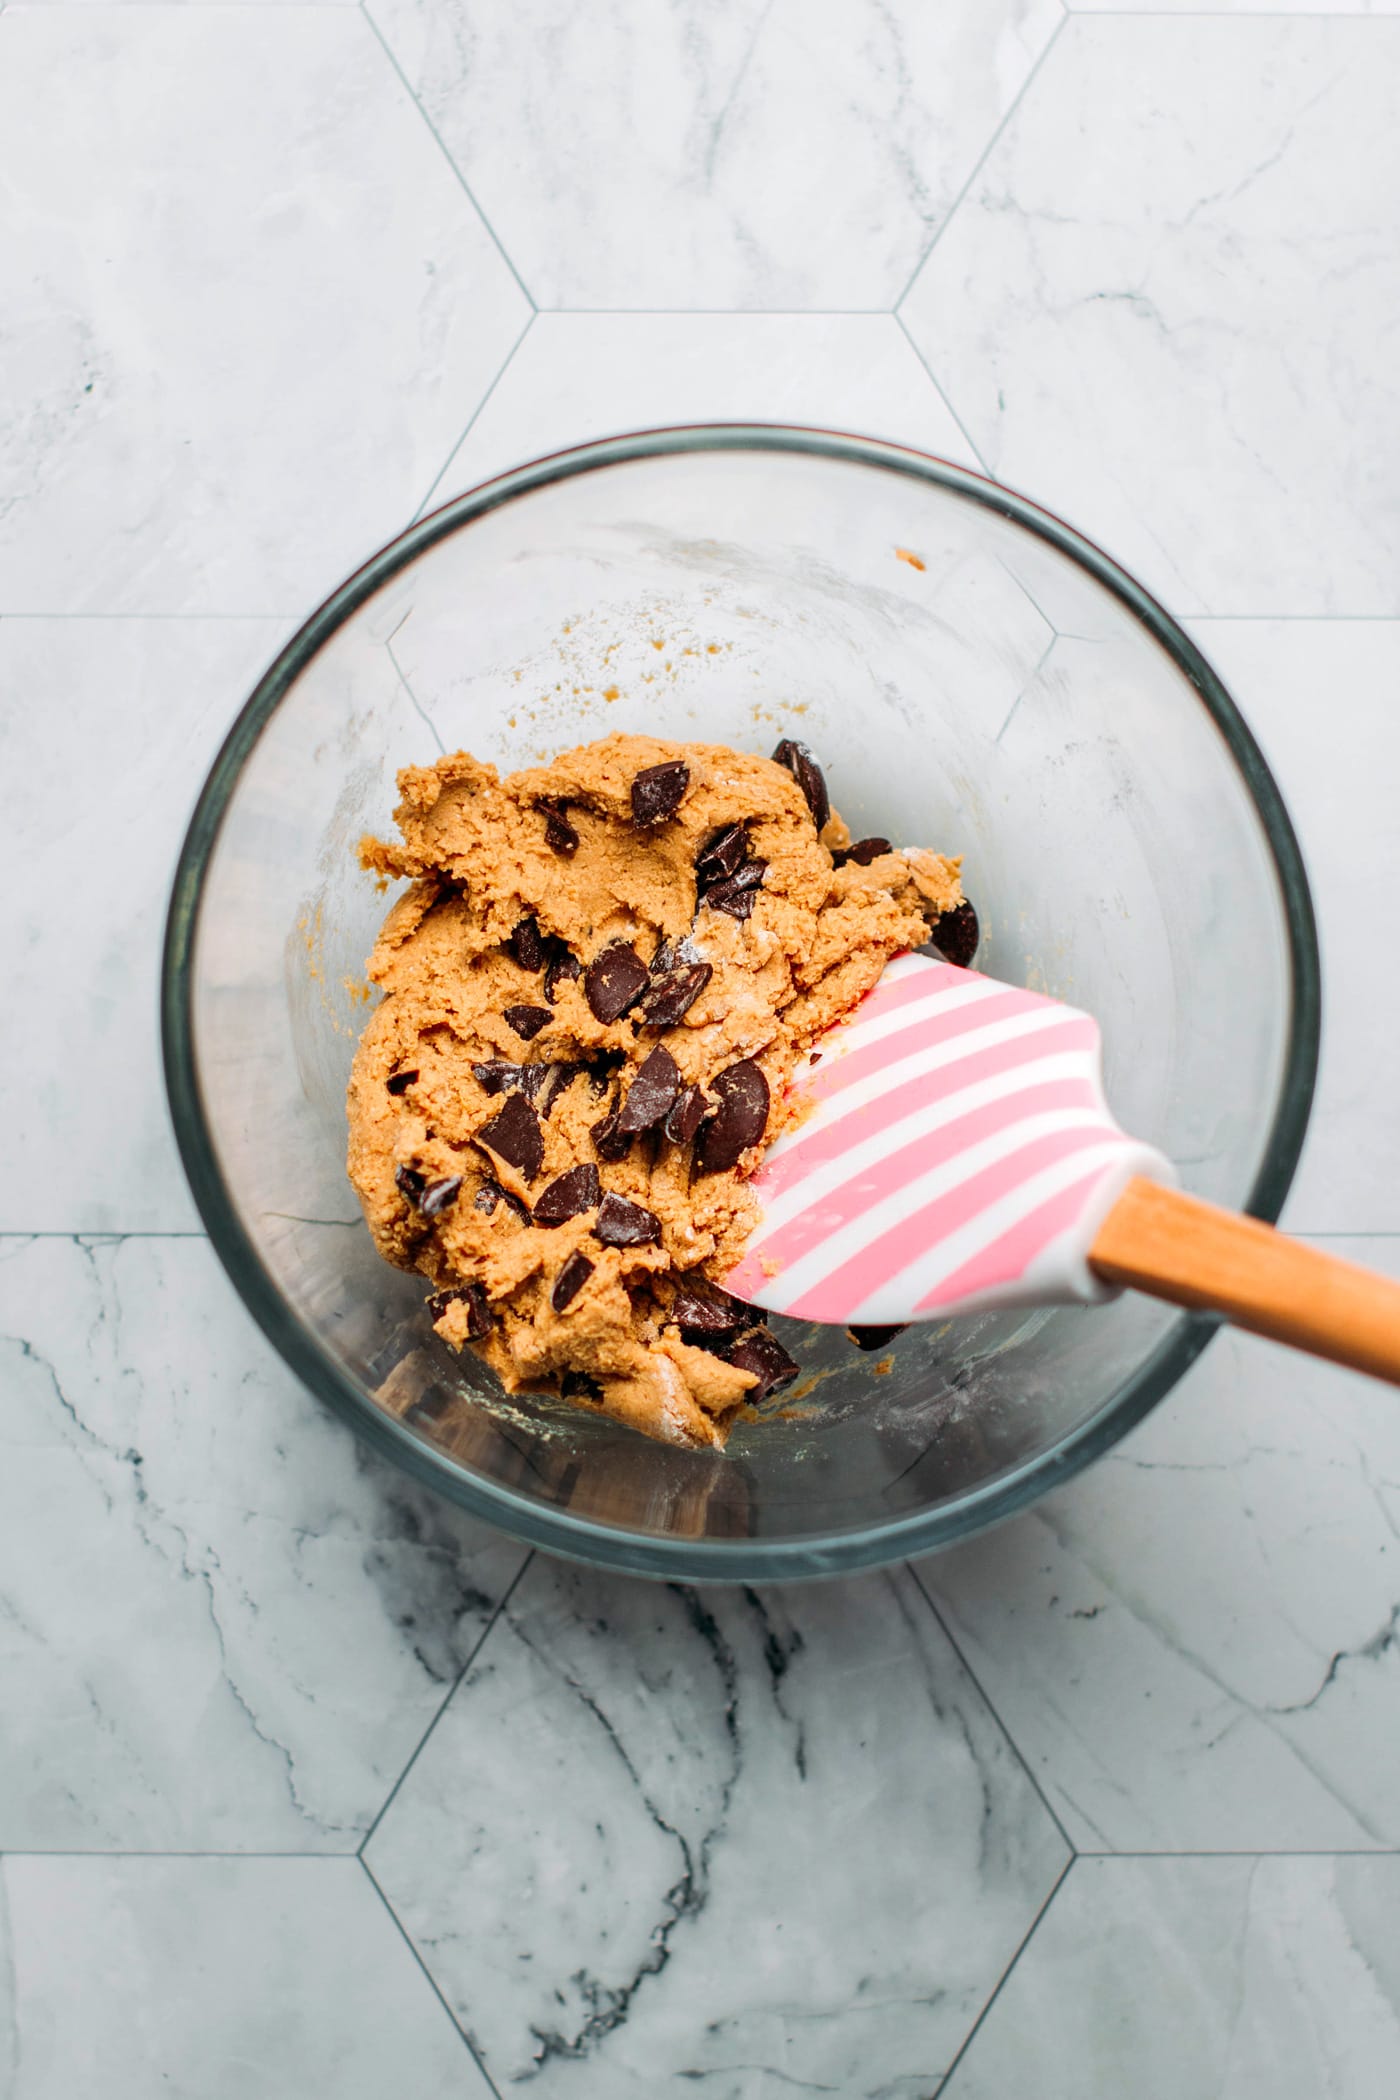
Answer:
xmin=347 ymin=733 xmax=971 ymax=1448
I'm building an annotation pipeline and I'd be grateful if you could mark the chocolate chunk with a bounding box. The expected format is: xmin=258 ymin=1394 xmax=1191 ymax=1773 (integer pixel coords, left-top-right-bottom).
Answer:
xmin=590 ymin=1106 xmax=632 ymax=1163
xmin=695 ymin=1058 xmax=770 ymax=1173
xmin=535 ymin=1063 xmax=581 ymax=1119
xmin=730 ymin=858 xmax=767 ymax=891
xmin=507 ymin=916 xmax=544 ymax=971
xmin=584 ymin=942 xmax=649 ymax=1024
xmin=561 ymin=1369 xmax=602 ymax=1401
xmin=671 ymin=1278 xmax=748 ymax=1337
xmin=593 ymin=1191 xmax=663 ymax=1248
xmin=616 ymin=1044 xmax=681 ymax=1135
xmin=504 ymin=1004 xmax=552 ymax=1042
xmin=664 ymin=1083 xmax=708 ymax=1145
xmin=543 ymin=946 xmax=582 ymax=1005
xmin=418 ymin=1175 xmax=462 ymax=1219
xmin=475 ymin=1090 xmax=544 ymax=1182
xmin=540 ymin=802 xmax=579 ymax=856
xmin=772 ymin=737 xmax=830 ymax=831
xmin=551 ymin=1250 xmax=595 ymax=1313
xmin=476 ymin=1178 xmax=532 ymax=1224
xmin=639 ymin=961 xmax=713 ymax=1029
xmin=702 ymin=876 xmax=758 ymax=920
xmin=726 ymin=1327 xmax=800 ymax=1402
xmin=650 ymin=936 xmax=677 ymax=975
xmin=386 ymin=1068 xmax=418 ymax=1095
xmin=631 ymin=759 xmax=689 ymax=825
xmin=847 ymin=1323 xmax=908 ymax=1351
xmin=532 ymin=1162 xmax=602 ymax=1226
xmin=473 ymin=1060 xmax=523 ymax=1095
xmin=695 ymin=822 xmax=748 ymax=887
xmin=930 ymin=900 xmax=979 ymax=970
xmin=845 ymin=837 xmax=891 ymax=866
xmin=395 ymin=1163 xmax=426 ymax=1205
xmin=427 ymin=1282 xmax=492 ymax=1338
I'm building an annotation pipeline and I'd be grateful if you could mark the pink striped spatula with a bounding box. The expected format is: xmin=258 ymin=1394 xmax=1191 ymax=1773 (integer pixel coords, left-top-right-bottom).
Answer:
xmin=726 ymin=952 xmax=1400 ymax=1384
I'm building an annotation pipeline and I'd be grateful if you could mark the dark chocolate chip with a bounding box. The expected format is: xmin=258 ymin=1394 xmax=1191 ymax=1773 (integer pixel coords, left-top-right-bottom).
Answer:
xmin=504 ymin=1004 xmax=552 ymax=1042
xmin=476 ymin=1179 xmax=532 ymax=1225
xmin=847 ymin=1323 xmax=908 ymax=1351
xmin=593 ymin=1191 xmax=663 ymax=1248
xmin=541 ymin=802 xmax=579 ymax=856
xmin=427 ymin=1282 xmax=492 ymax=1338
xmin=695 ymin=1058 xmax=770 ymax=1174
xmin=532 ymin=1162 xmax=602 ymax=1227
xmin=473 ymin=1060 xmax=523 ymax=1095
xmin=418 ymin=1175 xmax=462 ymax=1219
xmin=930 ymin=900 xmax=979 ymax=970
xmin=631 ymin=759 xmax=689 ymax=825
xmin=584 ymin=942 xmax=649 ymax=1024
xmin=551 ymin=1250 xmax=595 ymax=1313
xmin=590 ymin=1106 xmax=632 ymax=1163
xmin=772 ymin=737 xmax=830 ymax=831
xmin=475 ymin=1090 xmax=544 ymax=1181
xmin=395 ymin=1164 xmax=426 ymax=1204
xmin=639 ymin=961 xmax=713 ymax=1029
xmin=664 ymin=1083 xmax=708 ymax=1145
xmin=535 ymin=1063 xmax=581 ymax=1119
xmin=650 ymin=936 xmax=677 ymax=975
xmin=507 ymin=916 xmax=544 ymax=971
xmin=695 ymin=822 xmax=748 ymax=887
xmin=725 ymin=1326 xmax=800 ymax=1402
xmin=671 ymin=1279 xmax=748 ymax=1337
xmin=386 ymin=1068 xmax=418 ymax=1095
xmin=730 ymin=857 xmax=767 ymax=891
xmin=616 ymin=1044 xmax=681 ymax=1135
xmin=845 ymin=837 xmax=891 ymax=867
xmin=543 ymin=946 xmax=582 ymax=1005
xmin=702 ymin=877 xmax=758 ymax=920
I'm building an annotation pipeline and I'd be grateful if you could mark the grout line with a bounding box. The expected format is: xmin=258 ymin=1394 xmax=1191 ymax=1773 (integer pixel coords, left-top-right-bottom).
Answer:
xmin=938 ymin=1854 xmax=1074 ymax=2094
xmin=358 ymin=1552 xmax=533 ymax=1858
xmin=908 ymin=1563 xmax=1078 ymax=1858
xmin=893 ymin=310 xmax=993 ymax=478
xmin=387 ymin=638 xmax=446 ymax=755
xmin=411 ymin=311 xmax=536 ymax=522
xmin=359 ymin=1 xmax=537 ymax=312
xmin=361 ymin=1858 xmax=506 ymax=2100
xmin=893 ymin=12 xmax=1068 ymax=313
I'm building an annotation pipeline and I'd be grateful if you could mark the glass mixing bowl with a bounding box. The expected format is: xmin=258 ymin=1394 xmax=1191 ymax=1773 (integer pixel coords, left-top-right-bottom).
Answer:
xmin=162 ymin=429 xmax=1318 ymax=1580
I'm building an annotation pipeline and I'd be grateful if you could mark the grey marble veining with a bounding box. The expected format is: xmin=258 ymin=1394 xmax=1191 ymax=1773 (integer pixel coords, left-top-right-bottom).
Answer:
xmin=901 ymin=13 xmax=1400 ymax=616
xmin=0 ymin=1234 xmax=525 ymax=1850
xmin=365 ymin=0 xmax=1064 ymax=309
xmin=366 ymin=1558 xmax=1069 ymax=2095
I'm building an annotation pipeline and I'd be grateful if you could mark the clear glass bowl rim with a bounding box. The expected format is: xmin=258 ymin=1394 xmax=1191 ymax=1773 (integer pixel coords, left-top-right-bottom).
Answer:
xmin=161 ymin=425 xmax=1321 ymax=1581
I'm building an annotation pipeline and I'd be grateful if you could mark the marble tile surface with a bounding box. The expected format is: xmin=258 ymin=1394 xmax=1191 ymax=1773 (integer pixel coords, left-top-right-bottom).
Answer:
xmin=366 ymin=1557 xmax=1069 ymax=2094
xmin=0 ymin=1234 xmax=525 ymax=1850
xmin=0 ymin=1855 xmax=486 ymax=2099
xmin=0 ymin=618 xmax=287 ymax=1234
xmin=365 ymin=0 xmax=1065 ymax=309
xmin=424 ymin=311 xmax=980 ymax=510
xmin=0 ymin=6 xmax=529 ymax=616
xmin=919 ymin=1244 xmax=1400 ymax=1855
xmin=1186 ymin=620 xmax=1400 ymax=1235
xmin=901 ymin=13 xmax=1400 ymax=616
xmin=947 ymin=1854 xmax=1400 ymax=2100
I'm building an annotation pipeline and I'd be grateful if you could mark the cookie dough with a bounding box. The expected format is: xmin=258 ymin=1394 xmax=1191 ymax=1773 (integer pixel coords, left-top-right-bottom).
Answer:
xmin=347 ymin=733 xmax=967 ymax=1448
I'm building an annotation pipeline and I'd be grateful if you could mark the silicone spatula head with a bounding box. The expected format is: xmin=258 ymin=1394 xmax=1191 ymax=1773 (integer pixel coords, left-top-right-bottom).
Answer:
xmin=725 ymin=952 xmax=1172 ymax=1326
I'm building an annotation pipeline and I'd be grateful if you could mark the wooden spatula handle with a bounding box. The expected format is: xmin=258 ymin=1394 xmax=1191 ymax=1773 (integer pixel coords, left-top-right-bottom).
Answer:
xmin=1090 ymin=1177 xmax=1400 ymax=1387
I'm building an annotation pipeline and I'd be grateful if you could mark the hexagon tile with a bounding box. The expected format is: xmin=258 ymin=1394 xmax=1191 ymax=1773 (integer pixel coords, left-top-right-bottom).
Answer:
xmin=0 ymin=1856 xmax=487 ymax=2100
xmin=365 ymin=0 xmax=1065 ymax=309
xmin=0 ymin=5 xmax=529 ymax=615
xmin=365 ymin=1558 xmax=1070 ymax=2095
xmin=901 ymin=13 xmax=1400 ymax=616
xmin=0 ymin=1235 xmax=526 ymax=1851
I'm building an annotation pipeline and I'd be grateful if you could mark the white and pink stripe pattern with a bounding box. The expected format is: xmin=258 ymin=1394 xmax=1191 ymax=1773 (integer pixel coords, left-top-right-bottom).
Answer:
xmin=727 ymin=953 xmax=1172 ymax=1326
